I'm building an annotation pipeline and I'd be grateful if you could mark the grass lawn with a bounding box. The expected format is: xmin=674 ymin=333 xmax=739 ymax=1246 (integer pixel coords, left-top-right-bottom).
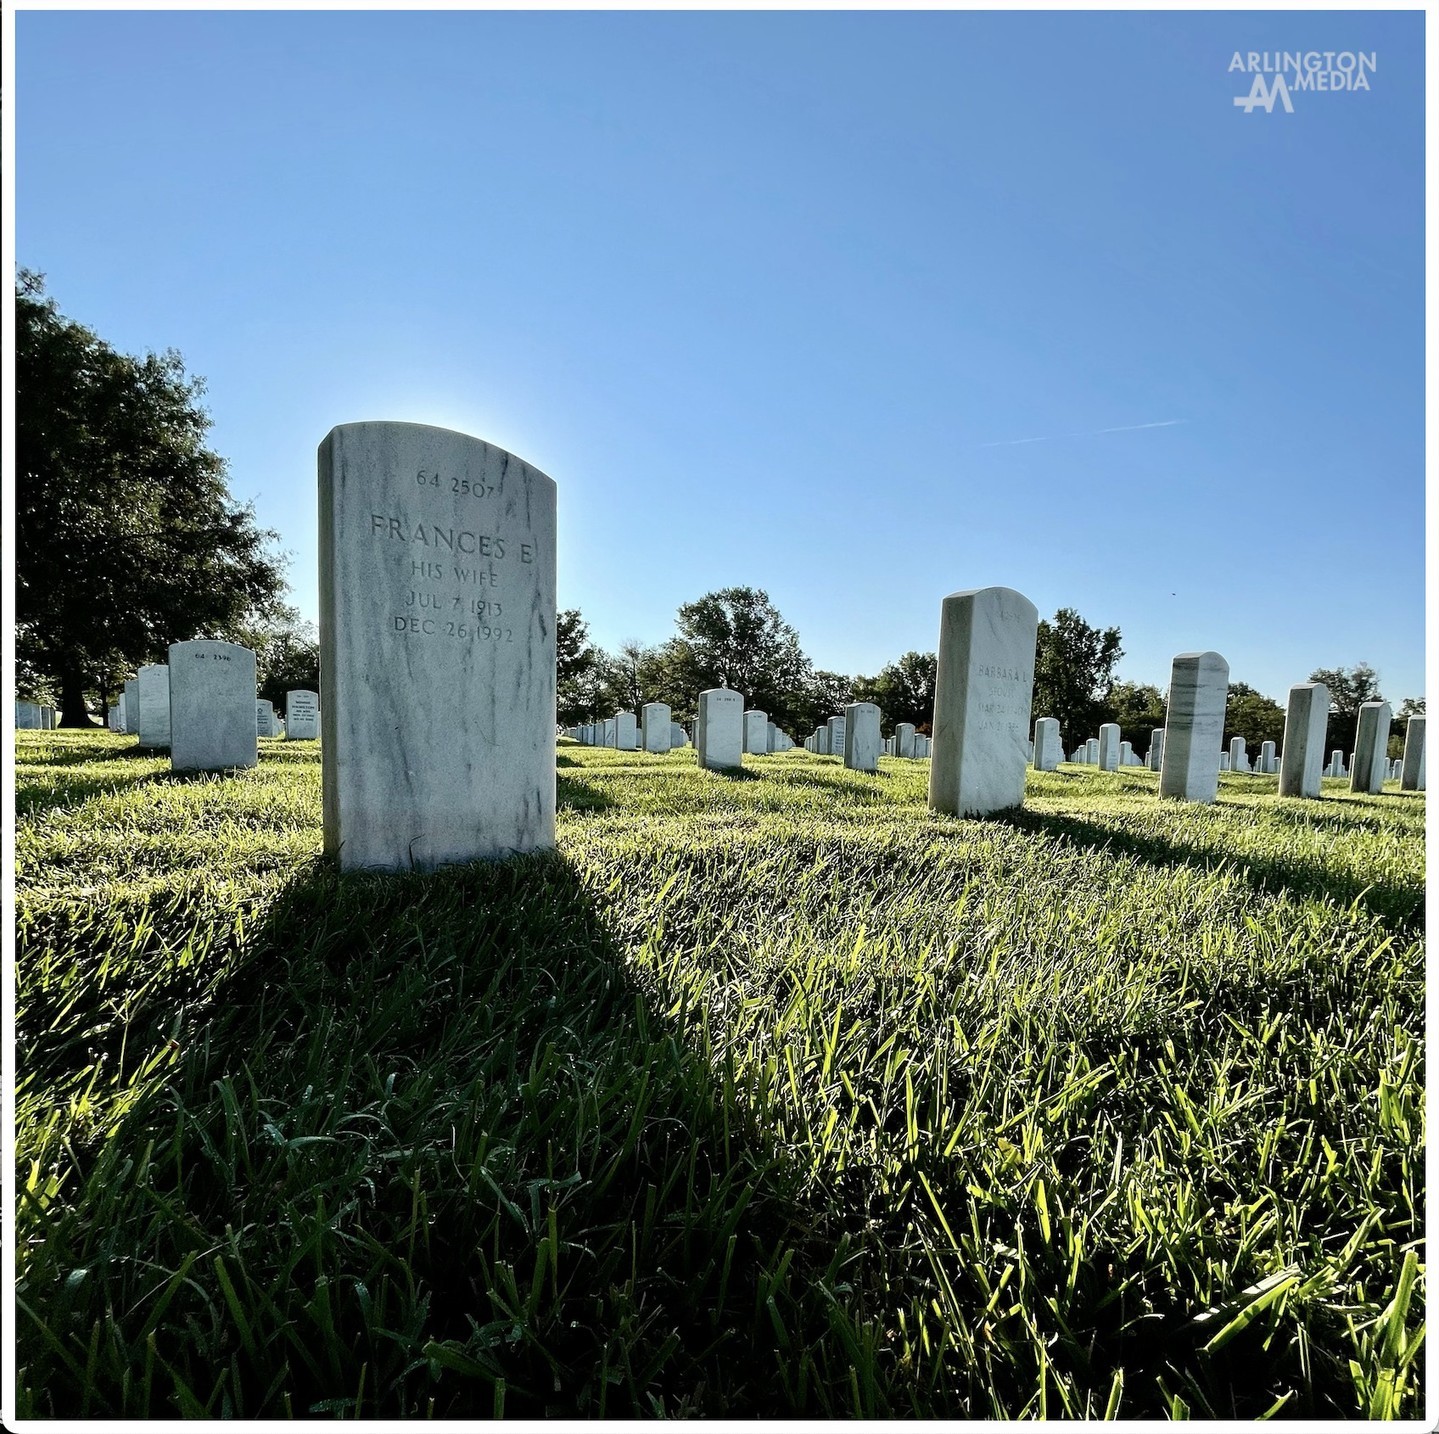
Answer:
xmin=14 ymin=730 xmax=1425 ymax=1418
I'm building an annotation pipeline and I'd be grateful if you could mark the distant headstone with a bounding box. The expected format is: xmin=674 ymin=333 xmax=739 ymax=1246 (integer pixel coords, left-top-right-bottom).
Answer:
xmin=1219 ymin=752 xmax=1230 ymax=771
xmin=123 ymin=678 xmax=142 ymax=733
xmin=1032 ymin=717 xmax=1061 ymax=771
xmin=843 ymin=701 xmax=881 ymax=772
xmin=1328 ymin=749 xmax=1345 ymax=778
xmin=1084 ymin=737 xmax=1099 ymax=765
xmin=1148 ymin=730 xmax=1165 ymax=771
xmin=137 ymin=664 xmax=171 ymax=749
xmin=1350 ymin=701 xmax=1392 ymax=794
xmin=641 ymin=702 xmax=672 ymax=753
xmin=1119 ymin=740 xmax=1134 ymax=766
xmin=169 ymin=639 xmax=258 ymax=773
xmin=1400 ymin=715 xmax=1425 ymax=791
xmin=1158 ymin=651 xmax=1228 ymax=803
xmin=826 ymin=715 xmax=846 ymax=757
xmin=1228 ymin=737 xmax=1247 ymax=774
xmin=107 ymin=704 xmax=121 ymax=732
xmin=1098 ymin=723 xmax=1121 ymax=772
xmin=317 ymin=421 xmax=556 ymax=870
xmin=928 ymin=586 xmax=1038 ymax=817
xmin=1259 ymin=740 xmax=1277 ymax=775
xmin=744 ymin=710 xmax=769 ymax=755
xmin=41 ymin=705 xmax=56 ymax=729
xmin=611 ymin=713 xmax=636 ymax=751
xmin=286 ymin=689 xmax=320 ymax=740
xmin=895 ymin=722 xmax=916 ymax=759
xmin=257 ymin=699 xmax=279 ymax=738
xmin=14 ymin=700 xmax=42 ymax=729
xmin=670 ymin=721 xmax=688 ymax=748
xmin=696 ymin=688 xmax=744 ymax=770
xmin=815 ymin=725 xmax=830 ymax=755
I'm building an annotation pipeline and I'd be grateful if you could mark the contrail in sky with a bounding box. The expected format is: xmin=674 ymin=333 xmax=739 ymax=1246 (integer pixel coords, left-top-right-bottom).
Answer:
xmin=979 ymin=418 xmax=1189 ymax=448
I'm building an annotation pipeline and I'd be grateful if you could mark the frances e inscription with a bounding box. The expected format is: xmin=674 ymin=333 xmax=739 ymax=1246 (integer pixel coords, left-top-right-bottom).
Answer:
xmin=318 ymin=422 xmax=557 ymax=871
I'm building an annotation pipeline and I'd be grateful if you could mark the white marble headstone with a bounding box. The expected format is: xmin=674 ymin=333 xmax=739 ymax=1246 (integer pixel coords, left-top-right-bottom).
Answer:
xmin=696 ymin=688 xmax=743 ymax=770
xmin=744 ymin=710 xmax=769 ymax=755
xmin=286 ymin=690 xmax=320 ymax=741
xmin=123 ymin=678 xmax=142 ymax=734
xmin=318 ymin=421 xmax=556 ymax=870
xmin=928 ymin=586 xmax=1038 ymax=817
xmin=169 ymin=639 xmax=258 ymax=772
xmin=1098 ymin=723 xmax=1120 ymax=772
xmin=641 ymin=702 xmax=672 ymax=753
xmin=257 ymin=699 xmax=278 ymax=738
xmin=1400 ymin=714 xmax=1425 ymax=791
xmin=137 ymin=664 xmax=171 ymax=749
xmin=843 ymin=701 xmax=881 ymax=772
xmin=1350 ymin=701 xmax=1392 ymax=795
xmin=1158 ymin=651 xmax=1228 ymax=803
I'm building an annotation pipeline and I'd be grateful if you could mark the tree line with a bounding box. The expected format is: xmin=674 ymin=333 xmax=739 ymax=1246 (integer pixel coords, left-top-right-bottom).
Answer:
xmin=17 ymin=273 xmax=1422 ymax=755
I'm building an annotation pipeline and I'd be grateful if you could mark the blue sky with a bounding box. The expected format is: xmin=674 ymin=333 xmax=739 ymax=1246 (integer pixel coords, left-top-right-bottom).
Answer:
xmin=15 ymin=9 xmax=1426 ymax=702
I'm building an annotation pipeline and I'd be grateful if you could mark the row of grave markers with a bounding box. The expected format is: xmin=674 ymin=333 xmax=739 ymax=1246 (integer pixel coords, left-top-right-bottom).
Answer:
xmin=23 ymin=424 xmax=1424 ymax=873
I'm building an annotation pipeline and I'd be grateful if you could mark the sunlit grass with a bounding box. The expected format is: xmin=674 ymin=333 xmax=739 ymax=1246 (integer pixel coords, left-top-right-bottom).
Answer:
xmin=15 ymin=730 xmax=1424 ymax=1417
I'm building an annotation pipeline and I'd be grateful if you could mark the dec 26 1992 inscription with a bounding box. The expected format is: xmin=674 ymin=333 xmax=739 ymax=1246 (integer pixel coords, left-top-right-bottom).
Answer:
xmin=319 ymin=422 xmax=557 ymax=872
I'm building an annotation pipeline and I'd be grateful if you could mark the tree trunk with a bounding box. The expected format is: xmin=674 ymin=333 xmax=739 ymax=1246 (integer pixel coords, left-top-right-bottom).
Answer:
xmin=59 ymin=665 xmax=100 ymax=727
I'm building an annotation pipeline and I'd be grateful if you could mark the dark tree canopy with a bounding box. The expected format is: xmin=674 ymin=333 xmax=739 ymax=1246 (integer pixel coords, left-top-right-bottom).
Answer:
xmin=556 ymin=608 xmax=601 ymax=725
xmin=1031 ymin=608 xmax=1123 ymax=752
xmin=853 ymin=651 xmax=937 ymax=734
xmin=1309 ymin=663 xmax=1385 ymax=761
xmin=1224 ymin=682 xmax=1286 ymax=752
xmin=16 ymin=271 xmax=286 ymax=724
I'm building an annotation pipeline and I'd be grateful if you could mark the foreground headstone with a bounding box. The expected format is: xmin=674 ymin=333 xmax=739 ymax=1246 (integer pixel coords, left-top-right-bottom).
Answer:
xmin=928 ymin=586 xmax=1038 ymax=817
xmin=1400 ymin=715 xmax=1425 ymax=791
xmin=1350 ymin=701 xmax=1392 ymax=794
xmin=169 ymin=639 xmax=258 ymax=773
xmin=1098 ymin=723 xmax=1120 ymax=772
xmin=1158 ymin=651 xmax=1228 ymax=803
xmin=697 ymin=688 xmax=744 ymax=769
xmin=1032 ymin=717 xmax=1061 ymax=771
xmin=286 ymin=690 xmax=320 ymax=740
xmin=318 ymin=421 xmax=556 ymax=870
xmin=1279 ymin=682 xmax=1328 ymax=797
xmin=844 ymin=701 xmax=881 ymax=772
xmin=137 ymin=664 xmax=171 ymax=749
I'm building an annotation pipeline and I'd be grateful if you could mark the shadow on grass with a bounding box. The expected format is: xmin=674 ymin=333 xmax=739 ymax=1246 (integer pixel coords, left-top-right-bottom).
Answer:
xmin=992 ymin=805 xmax=1423 ymax=932
xmin=15 ymin=763 xmax=240 ymax=819
xmin=18 ymin=851 xmax=881 ymax=1421
xmin=557 ymin=772 xmax=616 ymax=811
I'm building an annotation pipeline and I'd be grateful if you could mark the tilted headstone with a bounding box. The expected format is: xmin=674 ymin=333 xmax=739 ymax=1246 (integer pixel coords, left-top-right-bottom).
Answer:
xmin=137 ymin=664 xmax=171 ymax=749
xmin=744 ymin=710 xmax=769 ymax=755
xmin=696 ymin=687 xmax=743 ymax=770
xmin=1400 ymin=715 xmax=1425 ymax=791
xmin=641 ymin=702 xmax=672 ymax=753
xmin=895 ymin=722 xmax=916 ymax=759
xmin=843 ymin=701 xmax=881 ymax=772
xmin=318 ymin=421 xmax=556 ymax=870
xmin=1279 ymin=682 xmax=1329 ymax=797
xmin=1350 ymin=701 xmax=1392 ymax=794
xmin=1098 ymin=723 xmax=1121 ymax=772
xmin=928 ymin=586 xmax=1038 ymax=817
xmin=615 ymin=712 xmax=639 ymax=751
xmin=169 ymin=639 xmax=258 ymax=773
xmin=1032 ymin=716 xmax=1061 ymax=771
xmin=1158 ymin=651 xmax=1228 ymax=803
xmin=286 ymin=689 xmax=320 ymax=740
xmin=257 ymin=699 xmax=279 ymax=738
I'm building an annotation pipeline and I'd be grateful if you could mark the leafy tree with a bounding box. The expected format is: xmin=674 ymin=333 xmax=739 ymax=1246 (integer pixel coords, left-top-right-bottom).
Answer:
xmin=224 ymin=607 xmax=320 ymax=710
xmin=1224 ymin=682 xmax=1286 ymax=752
xmin=792 ymin=669 xmax=857 ymax=737
xmin=1103 ymin=680 xmax=1167 ymax=754
xmin=556 ymin=608 xmax=600 ymax=725
xmin=17 ymin=271 xmax=286 ymax=725
xmin=656 ymin=588 xmax=812 ymax=732
xmin=853 ymin=651 xmax=937 ymax=735
xmin=595 ymin=640 xmax=662 ymax=717
xmin=1031 ymin=608 xmax=1123 ymax=752
xmin=1309 ymin=663 xmax=1384 ymax=762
